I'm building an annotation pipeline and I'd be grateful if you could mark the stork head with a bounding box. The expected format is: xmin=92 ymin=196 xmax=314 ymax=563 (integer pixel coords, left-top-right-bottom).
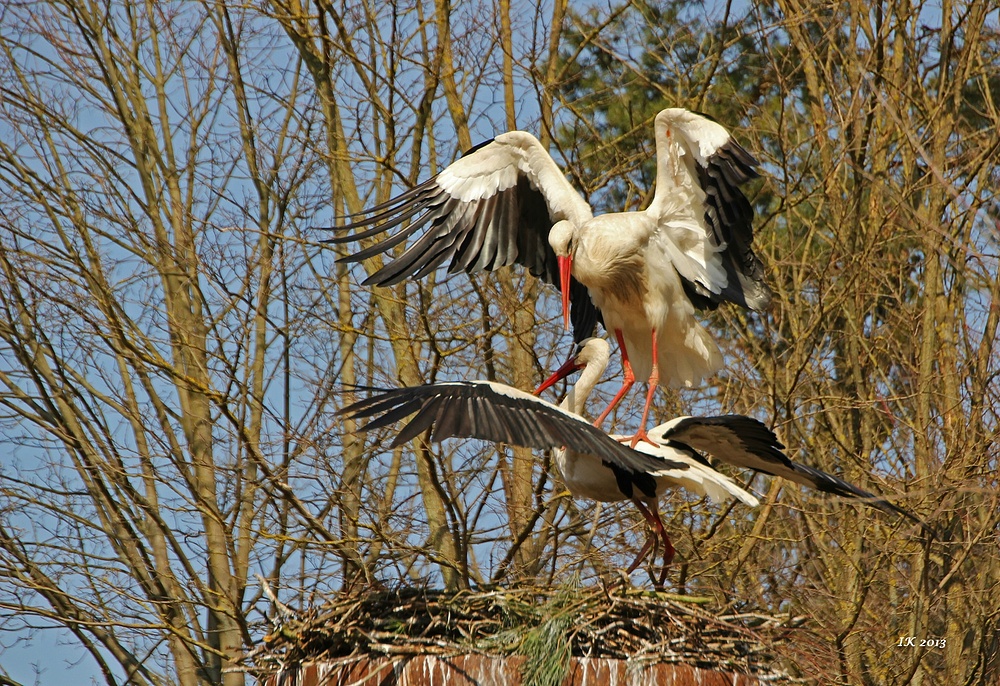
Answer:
xmin=548 ymin=220 xmax=576 ymax=331
xmin=534 ymin=337 xmax=609 ymax=396
xmin=574 ymin=337 xmax=610 ymax=368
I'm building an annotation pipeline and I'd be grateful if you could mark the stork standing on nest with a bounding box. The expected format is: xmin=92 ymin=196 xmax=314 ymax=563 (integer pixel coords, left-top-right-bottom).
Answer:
xmin=341 ymin=338 xmax=925 ymax=586
xmin=326 ymin=108 xmax=770 ymax=447
xmin=340 ymin=338 xmax=760 ymax=586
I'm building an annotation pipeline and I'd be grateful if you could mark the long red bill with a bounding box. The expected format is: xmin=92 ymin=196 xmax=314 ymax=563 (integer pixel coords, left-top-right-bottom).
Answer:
xmin=534 ymin=353 xmax=583 ymax=396
xmin=557 ymin=254 xmax=572 ymax=331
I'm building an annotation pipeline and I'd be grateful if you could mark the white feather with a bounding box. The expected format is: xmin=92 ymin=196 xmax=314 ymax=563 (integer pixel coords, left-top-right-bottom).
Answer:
xmin=436 ymin=153 xmax=519 ymax=203
xmin=629 ymin=440 xmax=760 ymax=506
xmin=342 ymin=108 xmax=761 ymax=411
xmin=656 ymin=108 xmax=732 ymax=164
xmin=436 ymin=131 xmax=596 ymax=225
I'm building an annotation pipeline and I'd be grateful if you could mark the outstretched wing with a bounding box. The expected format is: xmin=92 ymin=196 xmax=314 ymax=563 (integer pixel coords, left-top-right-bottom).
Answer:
xmin=649 ymin=108 xmax=771 ymax=312
xmin=339 ymin=381 xmax=690 ymax=478
xmin=651 ymin=414 xmax=789 ymax=472
xmin=324 ymin=132 xmax=601 ymax=341
xmin=651 ymin=415 xmax=925 ymax=527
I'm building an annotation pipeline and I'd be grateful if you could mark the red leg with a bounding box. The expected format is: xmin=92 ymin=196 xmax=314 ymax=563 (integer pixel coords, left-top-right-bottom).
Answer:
xmin=626 ymin=501 xmax=658 ymax=576
xmin=593 ymin=329 xmax=635 ymax=429
xmin=594 ymin=329 xmax=660 ymax=448
xmin=650 ymin=503 xmax=675 ymax=588
xmin=629 ymin=328 xmax=660 ymax=448
xmin=630 ymin=498 xmax=674 ymax=588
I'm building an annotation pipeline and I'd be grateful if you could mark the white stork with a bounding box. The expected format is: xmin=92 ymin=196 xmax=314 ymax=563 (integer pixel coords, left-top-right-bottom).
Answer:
xmin=326 ymin=108 xmax=770 ymax=447
xmin=339 ymin=338 xmax=761 ymax=586
xmin=340 ymin=338 xmax=926 ymax=586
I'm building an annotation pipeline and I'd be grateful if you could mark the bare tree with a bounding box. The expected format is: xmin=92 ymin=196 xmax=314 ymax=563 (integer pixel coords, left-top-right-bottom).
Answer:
xmin=0 ymin=2 xmax=324 ymax=683
xmin=1 ymin=1 xmax=996 ymax=685
xmin=0 ymin=1 xmax=580 ymax=682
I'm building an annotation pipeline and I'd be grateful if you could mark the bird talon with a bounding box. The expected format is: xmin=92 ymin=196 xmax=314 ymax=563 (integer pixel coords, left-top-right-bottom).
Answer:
xmin=631 ymin=433 xmax=659 ymax=449
xmin=617 ymin=432 xmax=659 ymax=449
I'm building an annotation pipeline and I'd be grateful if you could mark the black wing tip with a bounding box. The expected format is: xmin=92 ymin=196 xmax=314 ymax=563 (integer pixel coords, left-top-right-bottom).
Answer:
xmin=787 ymin=462 xmax=934 ymax=535
xmin=663 ymin=417 xmax=935 ymax=537
xmin=315 ymin=225 xmax=357 ymax=236
xmin=569 ymin=277 xmax=603 ymax=343
xmin=710 ymin=139 xmax=760 ymax=175
xmin=694 ymin=133 xmax=771 ymax=314
xmin=679 ymin=259 xmax=773 ymax=313
xmin=743 ymin=279 xmax=774 ymax=310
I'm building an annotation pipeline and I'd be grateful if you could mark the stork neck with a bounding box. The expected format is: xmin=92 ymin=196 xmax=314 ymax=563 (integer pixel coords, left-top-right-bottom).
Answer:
xmin=560 ymin=356 xmax=605 ymax=419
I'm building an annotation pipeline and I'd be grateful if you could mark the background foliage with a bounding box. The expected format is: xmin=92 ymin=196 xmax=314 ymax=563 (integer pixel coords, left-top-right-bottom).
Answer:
xmin=0 ymin=1 xmax=997 ymax=684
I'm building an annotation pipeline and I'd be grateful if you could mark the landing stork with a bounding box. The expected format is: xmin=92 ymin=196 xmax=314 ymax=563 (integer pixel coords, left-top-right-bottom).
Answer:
xmin=326 ymin=108 xmax=770 ymax=447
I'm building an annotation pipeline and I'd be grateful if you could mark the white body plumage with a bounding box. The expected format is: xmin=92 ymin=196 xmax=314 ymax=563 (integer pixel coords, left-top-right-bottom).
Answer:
xmin=330 ymin=108 xmax=768 ymax=399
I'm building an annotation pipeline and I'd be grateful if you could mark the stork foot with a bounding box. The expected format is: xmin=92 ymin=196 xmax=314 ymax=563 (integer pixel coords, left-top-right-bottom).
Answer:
xmin=617 ymin=429 xmax=659 ymax=449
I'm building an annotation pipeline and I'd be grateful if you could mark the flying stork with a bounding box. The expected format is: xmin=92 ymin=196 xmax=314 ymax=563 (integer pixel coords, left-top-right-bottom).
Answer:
xmin=340 ymin=338 xmax=922 ymax=586
xmin=326 ymin=108 xmax=770 ymax=447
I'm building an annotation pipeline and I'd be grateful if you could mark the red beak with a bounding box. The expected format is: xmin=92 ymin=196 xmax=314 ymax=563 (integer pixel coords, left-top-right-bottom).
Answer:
xmin=534 ymin=353 xmax=583 ymax=396
xmin=558 ymin=254 xmax=572 ymax=331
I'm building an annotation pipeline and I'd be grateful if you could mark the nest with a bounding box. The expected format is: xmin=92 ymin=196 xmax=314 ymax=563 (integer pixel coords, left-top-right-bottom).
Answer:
xmin=244 ymin=584 xmax=817 ymax=683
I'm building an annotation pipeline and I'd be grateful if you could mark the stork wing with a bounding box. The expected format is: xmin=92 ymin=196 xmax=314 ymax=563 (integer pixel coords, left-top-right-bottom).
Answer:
xmin=650 ymin=415 xmax=790 ymax=472
xmin=338 ymin=381 xmax=690 ymax=477
xmin=324 ymin=133 xmax=601 ymax=341
xmin=650 ymin=415 xmax=925 ymax=527
xmin=649 ymin=109 xmax=771 ymax=311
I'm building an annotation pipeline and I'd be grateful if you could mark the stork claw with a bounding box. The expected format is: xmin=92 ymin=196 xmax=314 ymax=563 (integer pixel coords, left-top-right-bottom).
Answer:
xmin=617 ymin=430 xmax=659 ymax=449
